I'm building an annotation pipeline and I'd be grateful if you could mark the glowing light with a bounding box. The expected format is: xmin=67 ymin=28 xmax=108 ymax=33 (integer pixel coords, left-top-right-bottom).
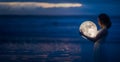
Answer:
xmin=0 ymin=2 xmax=82 ymax=8
xmin=79 ymin=21 xmax=98 ymax=38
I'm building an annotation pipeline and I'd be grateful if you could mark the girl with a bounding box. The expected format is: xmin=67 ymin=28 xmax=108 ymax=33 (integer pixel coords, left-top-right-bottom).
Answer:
xmin=80 ymin=13 xmax=112 ymax=62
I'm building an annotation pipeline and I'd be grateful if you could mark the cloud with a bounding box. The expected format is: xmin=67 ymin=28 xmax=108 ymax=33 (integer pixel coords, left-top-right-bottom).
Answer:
xmin=0 ymin=2 xmax=82 ymax=8
xmin=0 ymin=2 xmax=119 ymax=16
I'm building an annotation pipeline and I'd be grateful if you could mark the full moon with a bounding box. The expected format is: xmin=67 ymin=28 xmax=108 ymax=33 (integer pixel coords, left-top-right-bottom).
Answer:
xmin=79 ymin=21 xmax=98 ymax=38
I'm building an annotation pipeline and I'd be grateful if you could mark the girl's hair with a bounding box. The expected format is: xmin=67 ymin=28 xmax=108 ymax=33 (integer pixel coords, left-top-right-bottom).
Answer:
xmin=98 ymin=13 xmax=112 ymax=29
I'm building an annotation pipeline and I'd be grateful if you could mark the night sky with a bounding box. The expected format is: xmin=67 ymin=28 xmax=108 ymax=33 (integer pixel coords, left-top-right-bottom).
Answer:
xmin=0 ymin=0 xmax=119 ymax=16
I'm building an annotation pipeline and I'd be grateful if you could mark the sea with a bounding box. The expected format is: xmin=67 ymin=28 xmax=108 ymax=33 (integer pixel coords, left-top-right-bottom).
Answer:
xmin=0 ymin=15 xmax=120 ymax=62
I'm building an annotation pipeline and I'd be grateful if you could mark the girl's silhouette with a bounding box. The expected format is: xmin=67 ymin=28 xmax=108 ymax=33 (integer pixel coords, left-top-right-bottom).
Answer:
xmin=80 ymin=13 xmax=112 ymax=62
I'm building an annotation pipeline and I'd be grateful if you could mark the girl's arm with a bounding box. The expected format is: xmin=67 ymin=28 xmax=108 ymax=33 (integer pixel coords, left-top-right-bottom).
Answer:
xmin=80 ymin=27 xmax=107 ymax=43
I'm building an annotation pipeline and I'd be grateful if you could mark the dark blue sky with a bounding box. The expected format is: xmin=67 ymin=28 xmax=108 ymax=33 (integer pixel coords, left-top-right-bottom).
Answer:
xmin=0 ymin=0 xmax=119 ymax=16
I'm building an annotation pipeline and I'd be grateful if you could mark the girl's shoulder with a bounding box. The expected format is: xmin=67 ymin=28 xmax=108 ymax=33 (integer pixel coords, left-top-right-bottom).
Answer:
xmin=98 ymin=27 xmax=108 ymax=34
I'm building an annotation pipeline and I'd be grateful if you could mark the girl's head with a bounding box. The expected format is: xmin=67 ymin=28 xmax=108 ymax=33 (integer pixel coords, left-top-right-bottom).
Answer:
xmin=98 ymin=13 xmax=112 ymax=29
